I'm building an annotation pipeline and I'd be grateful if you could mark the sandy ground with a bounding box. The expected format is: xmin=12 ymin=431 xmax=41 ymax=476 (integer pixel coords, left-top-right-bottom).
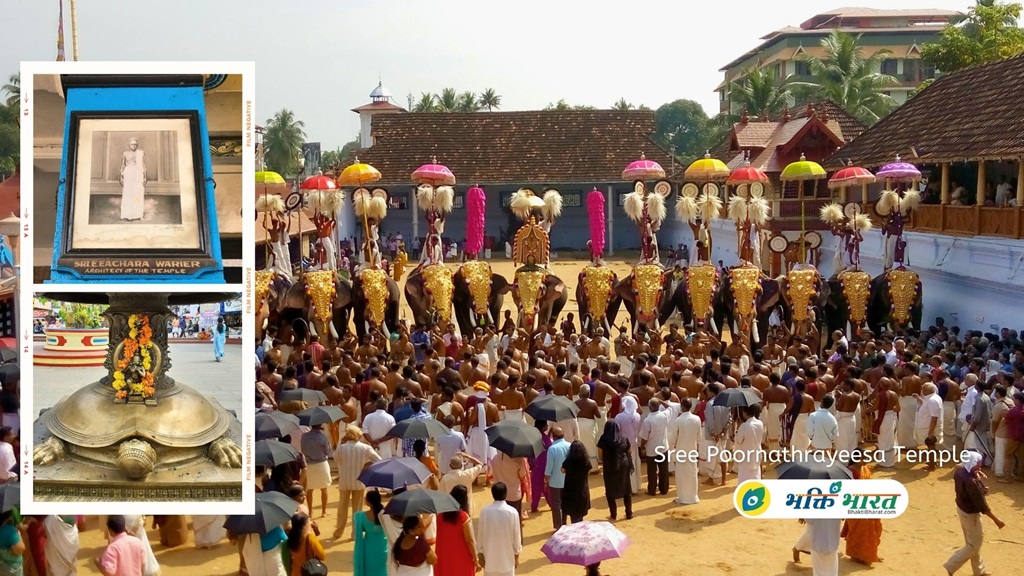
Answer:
xmin=55 ymin=258 xmax=1024 ymax=574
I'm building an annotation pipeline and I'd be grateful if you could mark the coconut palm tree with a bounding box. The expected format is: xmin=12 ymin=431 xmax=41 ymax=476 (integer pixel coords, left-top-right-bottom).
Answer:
xmin=1 ymin=74 xmax=18 ymax=107
xmin=263 ymin=109 xmax=306 ymax=176
xmin=788 ymin=30 xmax=898 ymax=125
xmin=413 ymin=93 xmax=436 ymax=113
xmin=478 ymin=88 xmax=501 ymax=111
xmin=436 ymin=88 xmax=459 ymax=112
xmin=612 ymin=98 xmax=635 ymax=110
xmin=952 ymin=0 xmax=1017 ymax=37
xmin=729 ymin=66 xmax=792 ymax=120
xmin=456 ymin=91 xmax=480 ymax=112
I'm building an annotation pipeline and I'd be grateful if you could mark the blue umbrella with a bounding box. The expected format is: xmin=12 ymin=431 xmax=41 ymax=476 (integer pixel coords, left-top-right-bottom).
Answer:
xmin=358 ymin=457 xmax=432 ymax=490
xmin=223 ymin=491 xmax=298 ymax=535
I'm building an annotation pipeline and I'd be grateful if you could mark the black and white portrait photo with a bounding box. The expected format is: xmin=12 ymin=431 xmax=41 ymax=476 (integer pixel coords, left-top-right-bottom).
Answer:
xmin=69 ymin=116 xmax=202 ymax=251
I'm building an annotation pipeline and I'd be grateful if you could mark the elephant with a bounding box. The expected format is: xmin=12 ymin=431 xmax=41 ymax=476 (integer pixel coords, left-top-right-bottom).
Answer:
xmin=577 ymin=265 xmax=622 ymax=335
xmin=823 ymin=270 xmax=873 ymax=349
xmin=680 ymin=263 xmax=723 ymax=334
xmin=511 ymin=265 xmax=568 ymax=332
xmin=404 ymin=263 xmax=458 ymax=330
xmin=270 ymin=270 xmax=352 ymax=346
xmin=452 ymin=261 xmax=511 ymax=335
xmin=714 ymin=267 xmax=783 ymax=349
xmin=778 ymin=269 xmax=831 ymax=352
xmin=351 ymin=267 xmax=401 ymax=340
xmin=613 ymin=264 xmax=678 ymax=333
xmin=867 ymin=269 xmax=923 ymax=335
xmin=255 ymin=270 xmax=291 ymax=342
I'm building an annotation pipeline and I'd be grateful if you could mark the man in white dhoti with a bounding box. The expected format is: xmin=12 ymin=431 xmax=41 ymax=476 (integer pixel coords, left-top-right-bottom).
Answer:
xmin=123 ymin=514 xmax=161 ymax=576
xmin=734 ymin=404 xmax=766 ymax=485
xmin=478 ymin=483 xmax=522 ymax=576
xmin=192 ymin=515 xmax=226 ymax=549
xmin=793 ymin=518 xmax=842 ymax=576
xmin=363 ymin=397 xmax=398 ymax=459
xmin=555 ymin=415 xmax=579 ymax=444
xmin=468 ymin=383 xmax=499 ymax=475
xmin=668 ymin=399 xmax=701 ymax=504
xmin=871 ymin=380 xmax=900 ymax=467
xmin=241 ymin=532 xmax=286 ymax=576
xmin=763 ymin=375 xmax=789 ymax=450
xmin=703 ymin=385 xmax=731 ymax=485
xmin=334 ymin=425 xmax=382 ymax=539
xmin=43 ymin=515 xmax=79 ymax=576
xmin=575 ymin=386 xmax=600 ymax=469
xmin=835 ymin=380 xmax=861 ymax=455
xmin=914 ymin=383 xmax=944 ymax=471
xmin=898 ymin=384 xmax=920 ymax=450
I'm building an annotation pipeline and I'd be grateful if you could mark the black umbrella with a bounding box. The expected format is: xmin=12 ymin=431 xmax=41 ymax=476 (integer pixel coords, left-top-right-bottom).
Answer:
xmin=713 ymin=387 xmax=762 ymax=408
xmin=279 ymin=388 xmax=327 ymax=406
xmin=776 ymin=459 xmax=855 ymax=480
xmin=0 ymin=483 xmax=18 ymax=512
xmin=358 ymin=457 xmax=433 ymax=490
xmin=383 ymin=489 xmax=460 ymax=516
xmin=526 ymin=395 xmax=579 ymax=422
xmin=223 ymin=491 xmax=299 ymax=535
xmin=383 ymin=418 xmax=451 ymax=440
xmin=487 ymin=420 xmax=544 ymax=458
xmin=255 ymin=411 xmax=301 ymax=440
xmin=296 ymin=405 xmax=345 ymax=427
xmin=255 ymin=439 xmax=300 ymax=467
xmin=0 ymin=363 xmax=18 ymax=384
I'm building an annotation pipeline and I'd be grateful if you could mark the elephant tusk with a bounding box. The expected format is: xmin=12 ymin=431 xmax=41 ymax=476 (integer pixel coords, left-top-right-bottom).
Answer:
xmin=847 ymin=321 xmax=852 ymax=342
xmin=583 ymin=316 xmax=591 ymax=332
xmin=470 ymin=309 xmax=476 ymax=326
xmin=487 ymin=309 xmax=494 ymax=324
xmin=752 ymin=315 xmax=759 ymax=345
xmin=329 ymin=320 xmax=339 ymax=341
xmin=709 ymin=317 xmax=718 ymax=335
xmin=604 ymin=317 xmax=611 ymax=336
xmin=308 ymin=321 xmax=318 ymax=338
xmin=261 ymin=317 xmax=268 ymax=330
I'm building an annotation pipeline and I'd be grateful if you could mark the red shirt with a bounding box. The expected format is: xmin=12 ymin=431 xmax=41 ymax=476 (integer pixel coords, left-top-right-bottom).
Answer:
xmin=608 ymin=394 xmax=623 ymax=419
xmin=1005 ymin=405 xmax=1024 ymax=441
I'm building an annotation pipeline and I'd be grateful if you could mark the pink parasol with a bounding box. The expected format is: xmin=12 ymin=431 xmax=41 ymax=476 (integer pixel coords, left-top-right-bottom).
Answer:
xmin=587 ymin=188 xmax=606 ymax=258
xmin=411 ymin=156 xmax=456 ymax=186
xmin=541 ymin=521 xmax=630 ymax=566
xmin=465 ymin=186 xmax=486 ymax=256
xmin=876 ymin=155 xmax=921 ymax=182
xmin=622 ymin=153 xmax=666 ymax=181
xmin=828 ymin=164 xmax=876 ymax=189
xmin=299 ymin=173 xmax=338 ymax=191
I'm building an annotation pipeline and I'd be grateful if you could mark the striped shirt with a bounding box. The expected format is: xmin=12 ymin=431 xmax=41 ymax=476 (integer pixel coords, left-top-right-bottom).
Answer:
xmin=301 ymin=429 xmax=331 ymax=464
xmin=334 ymin=441 xmax=381 ymax=490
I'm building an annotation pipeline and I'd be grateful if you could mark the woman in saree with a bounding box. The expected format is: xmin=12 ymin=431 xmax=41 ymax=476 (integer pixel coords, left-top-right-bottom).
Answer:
xmin=841 ymin=450 xmax=883 ymax=566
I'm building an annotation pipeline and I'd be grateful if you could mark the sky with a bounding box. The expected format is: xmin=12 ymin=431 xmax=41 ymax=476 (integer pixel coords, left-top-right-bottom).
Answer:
xmin=3 ymin=0 xmax=976 ymax=149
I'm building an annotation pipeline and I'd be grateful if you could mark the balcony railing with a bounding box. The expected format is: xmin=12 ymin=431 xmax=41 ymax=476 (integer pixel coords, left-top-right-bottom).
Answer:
xmin=861 ymin=203 xmax=1024 ymax=239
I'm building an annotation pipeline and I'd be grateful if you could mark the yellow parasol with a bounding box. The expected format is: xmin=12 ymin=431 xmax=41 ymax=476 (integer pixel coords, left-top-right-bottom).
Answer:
xmin=337 ymin=157 xmax=382 ymax=187
xmin=255 ymin=170 xmax=286 ymax=185
xmin=684 ymin=151 xmax=730 ymax=181
xmin=780 ymin=154 xmax=827 ymax=264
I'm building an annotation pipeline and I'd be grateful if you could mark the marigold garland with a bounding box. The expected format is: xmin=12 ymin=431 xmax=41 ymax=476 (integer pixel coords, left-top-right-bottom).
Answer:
xmin=113 ymin=314 xmax=156 ymax=399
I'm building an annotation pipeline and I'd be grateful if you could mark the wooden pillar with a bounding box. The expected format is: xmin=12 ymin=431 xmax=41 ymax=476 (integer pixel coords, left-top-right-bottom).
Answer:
xmin=941 ymin=162 xmax=950 ymax=204
xmin=977 ymin=160 xmax=986 ymax=204
xmin=1017 ymin=159 xmax=1024 ymax=207
xmin=606 ymin=184 xmax=615 ymax=256
xmin=839 ymin=186 xmax=847 ymax=203
xmin=860 ymin=183 xmax=868 ymax=204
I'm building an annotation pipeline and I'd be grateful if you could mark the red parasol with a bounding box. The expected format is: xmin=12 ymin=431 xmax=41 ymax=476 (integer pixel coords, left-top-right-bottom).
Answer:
xmin=300 ymin=173 xmax=338 ymax=191
xmin=828 ymin=164 xmax=875 ymax=190
xmin=622 ymin=153 xmax=666 ymax=181
xmin=727 ymin=162 xmax=769 ymax=186
xmin=412 ymin=156 xmax=456 ymax=186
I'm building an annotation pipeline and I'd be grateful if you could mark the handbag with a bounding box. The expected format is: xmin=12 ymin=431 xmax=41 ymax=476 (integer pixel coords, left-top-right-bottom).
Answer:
xmin=301 ymin=558 xmax=328 ymax=576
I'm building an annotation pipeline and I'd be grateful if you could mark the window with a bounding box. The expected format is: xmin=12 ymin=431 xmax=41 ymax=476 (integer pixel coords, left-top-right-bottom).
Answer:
xmin=453 ymin=195 xmax=465 ymax=209
xmin=389 ymin=193 xmax=409 ymax=210
xmin=501 ymin=192 xmax=514 ymax=207
xmin=903 ymin=59 xmax=920 ymax=83
xmin=881 ymin=59 xmax=898 ymax=76
xmin=776 ymin=62 xmax=784 ymax=78
xmin=922 ymin=62 xmax=936 ymax=80
xmin=794 ymin=60 xmax=810 ymax=77
xmin=562 ymin=192 xmax=582 ymax=208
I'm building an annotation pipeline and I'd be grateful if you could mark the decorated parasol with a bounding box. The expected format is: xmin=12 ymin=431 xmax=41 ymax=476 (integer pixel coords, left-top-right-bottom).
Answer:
xmin=255 ymin=170 xmax=286 ymax=187
xmin=412 ymin=156 xmax=456 ymax=186
xmin=301 ymin=172 xmax=343 ymax=272
xmin=621 ymin=152 xmax=665 ymax=181
xmin=876 ymin=155 xmax=921 ymax=183
xmin=336 ymin=157 xmax=382 ymax=187
xmin=828 ymin=163 xmax=875 ymax=189
xmin=256 ymin=170 xmax=290 ymax=281
xmin=726 ymin=161 xmax=770 ymax=186
xmin=684 ymin=151 xmax=730 ymax=181
xmin=781 ymin=154 xmax=827 ymax=266
xmin=300 ymin=173 xmax=338 ymax=192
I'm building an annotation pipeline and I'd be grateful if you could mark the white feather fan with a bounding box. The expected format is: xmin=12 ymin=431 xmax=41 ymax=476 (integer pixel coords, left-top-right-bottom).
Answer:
xmin=647 ymin=193 xmax=666 ymax=226
xmin=623 ymin=191 xmax=645 ymax=223
xmin=876 ymin=190 xmax=899 ymax=216
xmin=511 ymin=188 xmax=538 ymax=220
xmin=416 ymin=184 xmax=435 ymax=211
xmin=852 ymin=213 xmax=873 ymax=233
xmin=434 ymin=185 xmax=455 ymax=214
xmin=728 ymin=195 xmax=748 ymax=224
xmin=748 ymin=196 xmax=770 ymax=226
xmin=353 ymin=188 xmax=372 ymax=218
xmin=819 ymin=203 xmax=845 ymax=226
xmin=675 ymin=196 xmax=699 ymax=223
xmin=369 ymin=189 xmax=388 ymax=220
xmin=542 ymin=188 xmax=563 ymax=222
xmin=899 ymin=189 xmax=920 ymax=215
xmin=256 ymin=194 xmax=284 ymax=213
xmin=306 ymin=190 xmax=343 ymax=216
xmin=697 ymin=192 xmax=723 ymax=223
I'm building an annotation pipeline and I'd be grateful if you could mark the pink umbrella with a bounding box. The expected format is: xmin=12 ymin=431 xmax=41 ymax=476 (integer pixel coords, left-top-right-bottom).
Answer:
xmin=412 ymin=156 xmax=456 ymax=186
xmin=622 ymin=152 xmax=666 ymax=181
xmin=876 ymin=155 xmax=921 ymax=182
xmin=828 ymin=164 xmax=876 ymax=190
xmin=541 ymin=521 xmax=630 ymax=566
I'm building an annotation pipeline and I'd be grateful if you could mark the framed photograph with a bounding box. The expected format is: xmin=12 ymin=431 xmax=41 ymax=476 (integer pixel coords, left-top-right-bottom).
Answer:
xmin=65 ymin=112 xmax=208 ymax=251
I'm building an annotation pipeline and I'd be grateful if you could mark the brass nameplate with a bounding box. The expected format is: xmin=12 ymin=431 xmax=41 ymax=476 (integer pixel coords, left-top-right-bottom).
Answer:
xmin=59 ymin=258 xmax=214 ymax=276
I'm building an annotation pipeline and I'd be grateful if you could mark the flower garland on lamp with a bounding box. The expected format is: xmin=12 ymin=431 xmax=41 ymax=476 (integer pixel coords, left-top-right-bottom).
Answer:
xmin=112 ymin=314 xmax=155 ymax=400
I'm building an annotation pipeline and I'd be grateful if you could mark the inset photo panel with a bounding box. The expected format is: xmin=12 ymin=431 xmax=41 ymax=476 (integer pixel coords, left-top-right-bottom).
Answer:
xmin=25 ymin=63 xmax=254 ymax=284
xmin=27 ymin=291 xmax=252 ymax=512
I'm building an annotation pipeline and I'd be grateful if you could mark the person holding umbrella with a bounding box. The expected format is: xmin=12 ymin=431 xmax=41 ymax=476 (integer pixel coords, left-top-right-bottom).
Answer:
xmin=301 ymin=424 xmax=333 ymax=518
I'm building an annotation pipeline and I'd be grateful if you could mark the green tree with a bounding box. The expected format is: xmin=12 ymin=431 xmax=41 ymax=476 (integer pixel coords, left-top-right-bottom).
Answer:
xmin=436 ymin=88 xmax=459 ymax=112
xmin=729 ymin=66 xmax=793 ymax=119
xmin=263 ymin=109 xmax=306 ymax=176
xmin=478 ymin=88 xmax=501 ymax=111
xmin=788 ymin=30 xmax=898 ymax=125
xmin=908 ymin=78 xmax=936 ymax=99
xmin=544 ymin=99 xmax=596 ymax=110
xmin=412 ymin=92 xmax=436 ymax=112
xmin=339 ymin=138 xmax=360 ymax=159
xmin=37 ymin=298 xmax=106 ymax=329
xmin=1 ymin=74 xmax=17 ymax=107
xmin=613 ymin=98 xmax=635 ymax=110
xmin=0 ymin=102 xmax=17 ymax=178
xmin=921 ymin=0 xmax=1024 ymax=72
xmin=456 ymin=91 xmax=481 ymax=112
xmin=653 ymin=99 xmax=713 ymax=164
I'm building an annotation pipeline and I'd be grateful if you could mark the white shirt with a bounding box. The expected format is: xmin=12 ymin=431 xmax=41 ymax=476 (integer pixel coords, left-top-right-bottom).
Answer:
xmin=884 ymin=349 xmax=898 ymax=366
xmin=477 ymin=501 xmax=522 ymax=574
xmin=668 ymin=411 xmax=701 ymax=454
xmin=806 ymin=409 xmax=839 ymax=450
xmin=638 ymin=409 xmax=670 ymax=457
xmin=0 ymin=442 xmax=15 ymax=480
xmin=440 ymin=464 xmax=485 ymax=516
xmin=436 ymin=431 xmax=467 ymax=473
xmin=735 ymin=417 xmax=766 ymax=465
xmin=915 ymin=393 xmax=943 ymax=431
xmin=996 ymin=182 xmax=1012 ymax=205
xmin=959 ymin=386 xmax=979 ymax=422
xmin=362 ymin=409 xmax=397 ymax=455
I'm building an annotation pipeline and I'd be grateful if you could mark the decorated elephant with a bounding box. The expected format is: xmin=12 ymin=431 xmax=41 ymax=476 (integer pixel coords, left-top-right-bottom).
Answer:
xmin=682 ymin=263 xmax=723 ymax=333
xmin=512 ymin=267 xmax=568 ymax=331
xmin=577 ymin=265 xmax=621 ymax=335
xmin=453 ymin=261 xmax=511 ymax=334
xmin=714 ymin=266 xmax=783 ymax=348
xmin=778 ymin=268 xmax=831 ymax=351
xmin=613 ymin=265 xmax=679 ymax=333
xmin=351 ymin=268 xmax=401 ymax=339
xmin=823 ymin=270 xmax=873 ymax=347
xmin=508 ymin=188 xmax=567 ymax=332
xmin=405 ymin=263 xmax=457 ymax=329
xmin=274 ymin=270 xmax=353 ymax=345
xmin=867 ymin=269 xmax=923 ymax=335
